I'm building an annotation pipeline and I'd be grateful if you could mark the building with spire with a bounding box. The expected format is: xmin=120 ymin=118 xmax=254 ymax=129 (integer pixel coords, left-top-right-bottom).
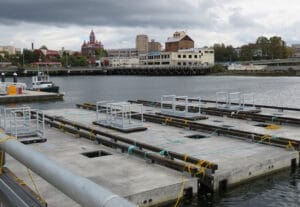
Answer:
xmin=81 ymin=30 xmax=104 ymax=64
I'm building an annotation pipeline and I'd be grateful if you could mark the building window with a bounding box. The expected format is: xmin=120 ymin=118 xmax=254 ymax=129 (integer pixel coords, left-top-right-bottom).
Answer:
xmin=210 ymin=51 xmax=214 ymax=53
xmin=189 ymin=55 xmax=192 ymax=58
xmin=178 ymin=62 xmax=181 ymax=65
xmin=205 ymin=51 xmax=209 ymax=53
xmin=183 ymin=62 xmax=186 ymax=65
xmin=194 ymin=55 xmax=197 ymax=58
xmin=183 ymin=55 xmax=186 ymax=58
xmin=178 ymin=55 xmax=181 ymax=58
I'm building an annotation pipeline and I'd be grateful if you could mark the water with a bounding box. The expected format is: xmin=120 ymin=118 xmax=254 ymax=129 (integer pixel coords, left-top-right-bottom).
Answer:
xmin=17 ymin=75 xmax=300 ymax=207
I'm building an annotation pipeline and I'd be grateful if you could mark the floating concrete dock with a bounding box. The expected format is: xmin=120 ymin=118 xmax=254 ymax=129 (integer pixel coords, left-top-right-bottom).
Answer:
xmin=0 ymin=90 xmax=63 ymax=104
xmin=1 ymin=100 xmax=300 ymax=206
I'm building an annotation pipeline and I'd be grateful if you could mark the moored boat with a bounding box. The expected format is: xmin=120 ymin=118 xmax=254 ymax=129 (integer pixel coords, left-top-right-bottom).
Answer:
xmin=30 ymin=72 xmax=59 ymax=93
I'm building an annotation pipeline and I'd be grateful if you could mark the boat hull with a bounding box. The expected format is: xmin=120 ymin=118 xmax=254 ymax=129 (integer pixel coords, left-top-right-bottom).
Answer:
xmin=31 ymin=86 xmax=60 ymax=93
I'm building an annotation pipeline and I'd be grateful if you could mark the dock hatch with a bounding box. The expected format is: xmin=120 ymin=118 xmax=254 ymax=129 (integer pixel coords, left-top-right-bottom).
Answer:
xmin=81 ymin=150 xmax=111 ymax=158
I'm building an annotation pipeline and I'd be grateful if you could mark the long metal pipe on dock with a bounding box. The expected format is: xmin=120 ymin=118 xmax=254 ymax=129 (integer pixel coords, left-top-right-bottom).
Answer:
xmin=0 ymin=133 xmax=136 ymax=207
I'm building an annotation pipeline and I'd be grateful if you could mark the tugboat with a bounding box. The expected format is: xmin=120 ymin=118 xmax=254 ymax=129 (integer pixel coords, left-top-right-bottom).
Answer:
xmin=30 ymin=72 xmax=59 ymax=93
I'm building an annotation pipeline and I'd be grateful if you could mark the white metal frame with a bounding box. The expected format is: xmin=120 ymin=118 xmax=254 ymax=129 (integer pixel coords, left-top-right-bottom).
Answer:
xmin=96 ymin=101 xmax=144 ymax=130
xmin=216 ymin=92 xmax=256 ymax=111
xmin=161 ymin=95 xmax=202 ymax=118
xmin=0 ymin=106 xmax=45 ymax=138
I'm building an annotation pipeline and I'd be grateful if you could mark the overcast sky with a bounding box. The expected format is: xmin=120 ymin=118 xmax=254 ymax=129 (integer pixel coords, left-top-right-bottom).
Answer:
xmin=1 ymin=0 xmax=300 ymax=51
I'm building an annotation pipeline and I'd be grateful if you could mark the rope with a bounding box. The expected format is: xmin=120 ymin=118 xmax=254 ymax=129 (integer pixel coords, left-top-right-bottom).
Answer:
xmin=286 ymin=141 xmax=296 ymax=150
xmin=259 ymin=135 xmax=272 ymax=144
xmin=58 ymin=123 xmax=65 ymax=131
xmin=27 ymin=168 xmax=47 ymax=206
xmin=159 ymin=150 xmax=169 ymax=157
xmin=183 ymin=154 xmax=188 ymax=162
xmin=266 ymin=124 xmax=281 ymax=130
xmin=271 ymin=116 xmax=278 ymax=122
xmin=127 ymin=145 xmax=136 ymax=155
xmin=89 ymin=129 xmax=95 ymax=140
xmin=173 ymin=174 xmax=186 ymax=207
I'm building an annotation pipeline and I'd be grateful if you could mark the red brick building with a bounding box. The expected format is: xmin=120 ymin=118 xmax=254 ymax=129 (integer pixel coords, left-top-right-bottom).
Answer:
xmin=165 ymin=31 xmax=194 ymax=52
xmin=81 ymin=30 xmax=104 ymax=64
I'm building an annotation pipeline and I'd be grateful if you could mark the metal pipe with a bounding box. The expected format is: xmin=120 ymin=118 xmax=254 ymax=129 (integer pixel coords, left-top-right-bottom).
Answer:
xmin=0 ymin=133 xmax=136 ymax=207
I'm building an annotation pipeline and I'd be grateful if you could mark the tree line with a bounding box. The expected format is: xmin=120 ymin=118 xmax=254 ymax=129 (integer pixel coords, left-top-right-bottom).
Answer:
xmin=0 ymin=47 xmax=108 ymax=67
xmin=213 ymin=36 xmax=295 ymax=62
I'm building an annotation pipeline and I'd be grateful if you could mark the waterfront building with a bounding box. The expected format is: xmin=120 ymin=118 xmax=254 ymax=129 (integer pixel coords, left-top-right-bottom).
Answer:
xmin=136 ymin=34 xmax=149 ymax=54
xmin=165 ymin=31 xmax=194 ymax=52
xmin=100 ymin=57 xmax=140 ymax=67
xmin=140 ymin=48 xmax=214 ymax=66
xmin=148 ymin=39 xmax=162 ymax=52
xmin=0 ymin=46 xmax=21 ymax=55
xmin=107 ymin=48 xmax=138 ymax=58
xmin=81 ymin=30 xmax=104 ymax=64
xmin=292 ymin=44 xmax=300 ymax=58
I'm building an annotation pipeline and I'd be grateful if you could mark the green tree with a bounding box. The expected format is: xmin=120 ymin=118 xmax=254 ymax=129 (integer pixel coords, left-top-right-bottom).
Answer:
xmin=95 ymin=48 xmax=108 ymax=58
xmin=213 ymin=44 xmax=238 ymax=62
xmin=269 ymin=36 xmax=287 ymax=59
xmin=256 ymin=36 xmax=270 ymax=58
xmin=23 ymin=49 xmax=40 ymax=64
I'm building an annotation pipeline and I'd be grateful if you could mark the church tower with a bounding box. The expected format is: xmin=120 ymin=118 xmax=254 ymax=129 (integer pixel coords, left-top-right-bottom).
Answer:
xmin=90 ymin=30 xmax=95 ymax=43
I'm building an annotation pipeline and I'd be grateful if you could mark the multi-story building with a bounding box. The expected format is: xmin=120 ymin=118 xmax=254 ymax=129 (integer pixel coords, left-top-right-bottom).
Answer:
xmin=100 ymin=57 xmax=139 ymax=67
xmin=292 ymin=44 xmax=300 ymax=58
xmin=165 ymin=31 xmax=194 ymax=52
xmin=107 ymin=48 xmax=138 ymax=58
xmin=81 ymin=30 xmax=104 ymax=64
xmin=148 ymin=39 xmax=162 ymax=52
xmin=136 ymin=34 xmax=149 ymax=54
xmin=139 ymin=48 xmax=214 ymax=66
xmin=0 ymin=46 xmax=21 ymax=55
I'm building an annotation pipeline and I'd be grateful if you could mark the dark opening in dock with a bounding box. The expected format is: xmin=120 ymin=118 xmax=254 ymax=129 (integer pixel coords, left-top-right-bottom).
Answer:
xmin=255 ymin=123 xmax=269 ymax=128
xmin=213 ymin=120 xmax=223 ymax=123
xmin=186 ymin=134 xmax=208 ymax=139
xmin=81 ymin=150 xmax=111 ymax=158
xmin=221 ymin=125 xmax=234 ymax=128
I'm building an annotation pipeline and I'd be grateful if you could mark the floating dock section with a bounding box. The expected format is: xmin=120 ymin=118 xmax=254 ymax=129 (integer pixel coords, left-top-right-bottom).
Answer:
xmin=1 ymin=97 xmax=300 ymax=206
xmin=0 ymin=90 xmax=63 ymax=104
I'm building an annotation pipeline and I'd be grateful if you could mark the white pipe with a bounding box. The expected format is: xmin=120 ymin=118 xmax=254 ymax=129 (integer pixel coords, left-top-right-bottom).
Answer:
xmin=0 ymin=134 xmax=136 ymax=207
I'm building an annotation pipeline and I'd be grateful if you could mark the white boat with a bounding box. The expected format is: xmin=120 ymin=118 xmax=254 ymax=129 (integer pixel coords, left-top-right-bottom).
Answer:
xmin=30 ymin=72 xmax=59 ymax=93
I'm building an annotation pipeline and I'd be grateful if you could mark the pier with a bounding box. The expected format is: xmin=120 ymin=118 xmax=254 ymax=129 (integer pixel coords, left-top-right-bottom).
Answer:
xmin=0 ymin=96 xmax=300 ymax=206
xmin=0 ymin=90 xmax=63 ymax=104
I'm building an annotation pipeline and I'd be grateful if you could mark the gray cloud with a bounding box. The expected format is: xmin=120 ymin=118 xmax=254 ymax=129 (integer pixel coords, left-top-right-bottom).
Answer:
xmin=229 ymin=11 xmax=260 ymax=28
xmin=0 ymin=0 xmax=221 ymax=29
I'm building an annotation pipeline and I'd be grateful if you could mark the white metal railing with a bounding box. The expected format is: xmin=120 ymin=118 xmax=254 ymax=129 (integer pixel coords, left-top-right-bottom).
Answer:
xmin=161 ymin=95 xmax=202 ymax=118
xmin=96 ymin=101 xmax=144 ymax=130
xmin=216 ymin=92 xmax=255 ymax=111
xmin=0 ymin=106 xmax=44 ymax=138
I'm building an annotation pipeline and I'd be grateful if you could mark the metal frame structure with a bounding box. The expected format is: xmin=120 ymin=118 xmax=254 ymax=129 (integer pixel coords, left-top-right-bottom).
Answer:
xmin=161 ymin=95 xmax=202 ymax=118
xmin=241 ymin=93 xmax=255 ymax=110
xmin=0 ymin=106 xmax=45 ymax=139
xmin=216 ymin=92 xmax=229 ymax=109
xmin=228 ymin=92 xmax=241 ymax=110
xmin=96 ymin=101 xmax=144 ymax=130
xmin=216 ymin=92 xmax=255 ymax=112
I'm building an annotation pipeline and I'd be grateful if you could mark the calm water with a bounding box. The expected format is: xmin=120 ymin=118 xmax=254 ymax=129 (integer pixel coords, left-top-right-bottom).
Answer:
xmin=17 ymin=75 xmax=300 ymax=207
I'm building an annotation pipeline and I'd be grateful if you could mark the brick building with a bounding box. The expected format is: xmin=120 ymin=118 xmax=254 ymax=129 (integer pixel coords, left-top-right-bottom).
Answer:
xmin=81 ymin=30 xmax=104 ymax=64
xmin=165 ymin=31 xmax=194 ymax=52
xmin=148 ymin=39 xmax=162 ymax=52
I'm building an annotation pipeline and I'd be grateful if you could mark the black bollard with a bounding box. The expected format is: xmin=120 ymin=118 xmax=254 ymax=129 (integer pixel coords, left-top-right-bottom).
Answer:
xmin=1 ymin=73 xmax=5 ymax=83
xmin=13 ymin=73 xmax=17 ymax=83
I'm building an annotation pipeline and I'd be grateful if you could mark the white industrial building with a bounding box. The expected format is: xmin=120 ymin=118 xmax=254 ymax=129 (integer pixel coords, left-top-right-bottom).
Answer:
xmin=139 ymin=48 xmax=215 ymax=66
